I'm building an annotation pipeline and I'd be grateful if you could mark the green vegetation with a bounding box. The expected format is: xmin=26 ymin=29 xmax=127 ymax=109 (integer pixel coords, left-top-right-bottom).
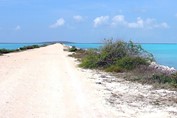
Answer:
xmin=0 ymin=49 xmax=17 ymax=55
xmin=0 ymin=44 xmax=48 ymax=55
xmin=68 ymin=46 xmax=78 ymax=52
xmin=19 ymin=45 xmax=40 ymax=50
xmin=69 ymin=40 xmax=177 ymax=89
xmin=79 ymin=40 xmax=153 ymax=71
xmin=116 ymin=56 xmax=148 ymax=70
xmin=79 ymin=49 xmax=100 ymax=68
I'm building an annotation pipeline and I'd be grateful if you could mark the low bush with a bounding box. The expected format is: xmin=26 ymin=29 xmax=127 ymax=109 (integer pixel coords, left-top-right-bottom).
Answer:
xmin=79 ymin=40 xmax=152 ymax=71
xmin=68 ymin=46 xmax=77 ymax=52
xmin=0 ymin=44 xmax=45 ymax=55
xmin=19 ymin=45 xmax=40 ymax=50
xmin=79 ymin=50 xmax=100 ymax=68
xmin=0 ymin=49 xmax=14 ymax=54
xmin=116 ymin=56 xmax=149 ymax=70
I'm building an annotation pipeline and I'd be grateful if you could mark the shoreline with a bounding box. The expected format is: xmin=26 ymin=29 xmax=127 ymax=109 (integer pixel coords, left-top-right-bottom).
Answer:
xmin=149 ymin=62 xmax=176 ymax=74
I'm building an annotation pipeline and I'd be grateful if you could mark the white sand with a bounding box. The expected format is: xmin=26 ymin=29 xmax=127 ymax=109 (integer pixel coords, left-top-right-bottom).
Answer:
xmin=0 ymin=43 xmax=176 ymax=118
xmin=0 ymin=44 xmax=118 ymax=118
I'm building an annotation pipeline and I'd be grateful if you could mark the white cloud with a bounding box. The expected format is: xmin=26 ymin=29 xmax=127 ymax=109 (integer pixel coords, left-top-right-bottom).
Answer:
xmin=93 ymin=16 xmax=109 ymax=27
xmin=112 ymin=15 xmax=126 ymax=26
xmin=73 ymin=15 xmax=83 ymax=22
xmin=161 ymin=22 xmax=169 ymax=28
xmin=153 ymin=22 xmax=169 ymax=28
xmin=15 ymin=25 xmax=21 ymax=30
xmin=50 ymin=18 xmax=65 ymax=28
xmin=111 ymin=15 xmax=169 ymax=29
xmin=127 ymin=17 xmax=144 ymax=28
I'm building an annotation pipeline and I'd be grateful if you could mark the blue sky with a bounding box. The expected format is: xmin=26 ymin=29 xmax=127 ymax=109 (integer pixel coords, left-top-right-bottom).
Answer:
xmin=0 ymin=0 xmax=177 ymax=43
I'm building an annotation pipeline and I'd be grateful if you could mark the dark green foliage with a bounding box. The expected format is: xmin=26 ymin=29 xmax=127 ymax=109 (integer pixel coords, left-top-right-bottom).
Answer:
xmin=0 ymin=44 xmax=46 ymax=55
xmin=69 ymin=46 xmax=77 ymax=52
xmin=79 ymin=50 xmax=100 ymax=68
xmin=79 ymin=40 xmax=151 ymax=70
xmin=99 ymin=40 xmax=127 ymax=66
xmin=19 ymin=45 xmax=40 ymax=50
xmin=0 ymin=49 xmax=14 ymax=54
xmin=116 ymin=56 xmax=148 ymax=70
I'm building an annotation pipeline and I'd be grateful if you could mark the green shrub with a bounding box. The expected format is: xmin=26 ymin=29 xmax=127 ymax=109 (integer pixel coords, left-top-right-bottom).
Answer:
xmin=0 ymin=44 xmax=43 ymax=55
xmin=69 ymin=46 xmax=77 ymax=52
xmin=79 ymin=40 xmax=153 ymax=71
xmin=19 ymin=45 xmax=40 ymax=50
xmin=99 ymin=40 xmax=127 ymax=66
xmin=79 ymin=50 xmax=100 ymax=68
xmin=116 ymin=56 xmax=149 ymax=70
xmin=0 ymin=49 xmax=12 ymax=54
xmin=127 ymin=41 xmax=154 ymax=61
xmin=96 ymin=40 xmax=154 ymax=67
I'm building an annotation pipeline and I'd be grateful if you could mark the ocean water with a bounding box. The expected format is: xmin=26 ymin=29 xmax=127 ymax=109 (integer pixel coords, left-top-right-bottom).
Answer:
xmin=66 ymin=43 xmax=177 ymax=69
xmin=66 ymin=43 xmax=103 ymax=49
xmin=0 ymin=43 xmax=42 ymax=50
xmin=141 ymin=44 xmax=177 ymax=69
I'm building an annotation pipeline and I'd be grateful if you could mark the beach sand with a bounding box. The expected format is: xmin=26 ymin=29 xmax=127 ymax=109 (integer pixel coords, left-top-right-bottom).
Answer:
xmin=0 ymin=44 xmax=118 ymax=118
xmin=0 ymin=43 xmax=176 ymax=118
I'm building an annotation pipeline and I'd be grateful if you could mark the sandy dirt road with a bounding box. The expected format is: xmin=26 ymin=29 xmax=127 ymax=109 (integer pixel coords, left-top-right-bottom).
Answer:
xmin=0 ymin=44 xmax=118 ymax=118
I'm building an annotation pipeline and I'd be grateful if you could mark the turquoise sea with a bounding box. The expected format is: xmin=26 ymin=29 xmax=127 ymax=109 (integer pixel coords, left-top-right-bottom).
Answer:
xmin=66 ymin=43 xmax=177 ymax=69
xmin=0 ymin=43 xmax=42 ymax=50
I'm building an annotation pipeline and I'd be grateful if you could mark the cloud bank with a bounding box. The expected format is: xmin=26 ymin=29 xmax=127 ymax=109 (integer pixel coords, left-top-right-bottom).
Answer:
xmin=111 ymin=15 xmax=169 ymax=29
xmin=93 ymin=15 xmax=169 ymax=29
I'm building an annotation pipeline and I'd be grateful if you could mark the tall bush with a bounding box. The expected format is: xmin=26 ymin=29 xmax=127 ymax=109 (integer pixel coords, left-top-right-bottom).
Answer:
xmin=80 ymin=40 xmax=153 ymax=71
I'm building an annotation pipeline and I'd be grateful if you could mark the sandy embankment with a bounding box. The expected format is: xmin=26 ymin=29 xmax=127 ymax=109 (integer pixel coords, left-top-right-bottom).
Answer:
xmin=0 ymin=43 xmax=176 ymax=118
xmin=0 ymin=44 xmax=118 ymax=118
